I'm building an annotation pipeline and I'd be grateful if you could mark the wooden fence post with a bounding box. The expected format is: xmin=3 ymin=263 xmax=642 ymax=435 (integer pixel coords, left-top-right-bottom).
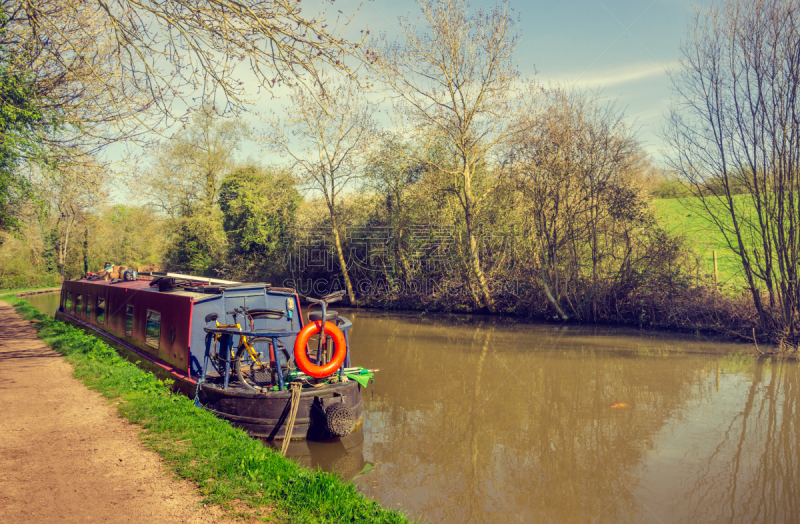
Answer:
xmin=713 ymin=250 xmax=719 ymax=289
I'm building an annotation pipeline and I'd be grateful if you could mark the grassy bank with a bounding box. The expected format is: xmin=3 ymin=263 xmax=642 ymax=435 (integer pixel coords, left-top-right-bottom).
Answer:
xmin=0 ymin=273 xmax=61 ymax=291
xmin=4 ymin=295 xmax=409 ymax=524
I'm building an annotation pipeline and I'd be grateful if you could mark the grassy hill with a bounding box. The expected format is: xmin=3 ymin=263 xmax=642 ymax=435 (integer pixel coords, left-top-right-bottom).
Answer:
xmin=650 ymin=196 xmax=751 ymax=293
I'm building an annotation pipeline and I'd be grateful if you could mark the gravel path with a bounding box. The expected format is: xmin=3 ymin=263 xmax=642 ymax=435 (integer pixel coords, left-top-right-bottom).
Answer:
xmin=0 ymin=301 xmax=236 ymax=523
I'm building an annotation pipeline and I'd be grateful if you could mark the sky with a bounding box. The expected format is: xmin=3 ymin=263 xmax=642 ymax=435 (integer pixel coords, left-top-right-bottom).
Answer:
xmin=335 ymin=0 xmax=706 ymax=161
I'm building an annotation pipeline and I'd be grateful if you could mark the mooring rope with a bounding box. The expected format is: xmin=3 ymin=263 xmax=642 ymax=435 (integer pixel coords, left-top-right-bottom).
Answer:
xmin=193 ymin=377 xmax=205 ymax=408
xmin=280 ymin=382 xmax=303 ymax=456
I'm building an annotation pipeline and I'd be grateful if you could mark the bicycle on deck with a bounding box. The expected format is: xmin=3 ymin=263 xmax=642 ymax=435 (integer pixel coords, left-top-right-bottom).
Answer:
xmin=202 ymin=291 xmax=351 ymax=391
xmin=204 ymin=307 xmax=288 ymax=391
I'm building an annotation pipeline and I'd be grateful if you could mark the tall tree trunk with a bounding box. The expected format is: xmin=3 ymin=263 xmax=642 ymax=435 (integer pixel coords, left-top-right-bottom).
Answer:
xmin=590 ymin=198 xmax=599 ymax=322
xmin=205 ymin=170 xmax=216 ymax=211
xmin=330 ymin=213 xmax=356 ymax=304
xmin=83 ymin=227 xmax=89 ymax=276
xmin=57 ymin=214 xmax=75 ymax=280
xmin=468 ymin=228 xmax=494 ymax=312
xmin=463 ymin=165 xmax=494 ymax=312
xmin=393 ymin=226 xmax=413 ymax=289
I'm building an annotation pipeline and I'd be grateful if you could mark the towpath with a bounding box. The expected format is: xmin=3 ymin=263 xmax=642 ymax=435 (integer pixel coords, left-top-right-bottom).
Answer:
xmin=0 ymin=301 xmax=236 ymax=523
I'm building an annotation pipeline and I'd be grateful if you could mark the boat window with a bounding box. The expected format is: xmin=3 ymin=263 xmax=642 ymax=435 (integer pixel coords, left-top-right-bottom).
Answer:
xmin=97 ymin=298 xmax=106 ymax=324
xmin=76 ymin=294 xmax=82 ymax=315
xmin=145 ymin=310 xmax=161 ymax=348
xmin=65 ymin=292 xmax=72 ymax=311
xmin=87 ymin=295 xmax=92 ymax=318
xmin=125 ymin=305 xmax=134 ymax=337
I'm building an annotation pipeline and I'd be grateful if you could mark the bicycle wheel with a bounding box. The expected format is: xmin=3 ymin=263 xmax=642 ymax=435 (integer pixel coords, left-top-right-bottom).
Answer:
xmin=235 ymin=337 xmax=274 ymax=389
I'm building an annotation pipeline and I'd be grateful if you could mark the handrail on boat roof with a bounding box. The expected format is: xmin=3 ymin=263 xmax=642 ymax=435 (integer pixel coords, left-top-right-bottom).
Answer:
xmin=151 ymin=272 xmax=241 ymax=286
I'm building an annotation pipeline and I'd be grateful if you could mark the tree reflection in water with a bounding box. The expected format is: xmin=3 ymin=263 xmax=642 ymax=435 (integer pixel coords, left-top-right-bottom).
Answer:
xmin=657 ymin=360 xmax=799 ymax=523
xmin=346 ymin=311 xmax=800 ymax=524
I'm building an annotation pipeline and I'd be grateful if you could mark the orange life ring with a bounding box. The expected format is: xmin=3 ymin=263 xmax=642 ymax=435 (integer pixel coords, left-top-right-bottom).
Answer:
xmin=293 ymin=321 xmax=347 ymax=378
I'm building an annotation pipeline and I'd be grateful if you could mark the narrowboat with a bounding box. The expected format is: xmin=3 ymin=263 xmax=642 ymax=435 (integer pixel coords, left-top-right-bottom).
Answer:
xmin=55 ymin=273 xmax=372 ymax=441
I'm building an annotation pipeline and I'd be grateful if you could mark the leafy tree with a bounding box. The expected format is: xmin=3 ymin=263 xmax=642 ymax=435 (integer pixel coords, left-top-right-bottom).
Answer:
xmin=219 ymin=166 xmax=301 ymax=280
xmin=143 ymin=105 xmax=248 ymax=218
xmin=41 ymin=159 xmax=108 ymax=279
xmin=164 ymin=212 xmax=227 ymax=275
xmin=142 ymin=107 xmax=245 ymax=275
xmin=42 ymin=228 xmax=58 ymax=274
xmin=362 ymin=134 xmax=434 ymax=288
xmin=0 ymin=36 xmax=54 ymax=233
xmin=88 ymin=205 xmax=166 ymax=270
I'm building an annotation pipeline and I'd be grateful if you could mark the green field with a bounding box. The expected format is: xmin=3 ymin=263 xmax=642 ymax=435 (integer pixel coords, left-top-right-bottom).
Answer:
xmin=651 ymin=196 xmax=751 ymax=293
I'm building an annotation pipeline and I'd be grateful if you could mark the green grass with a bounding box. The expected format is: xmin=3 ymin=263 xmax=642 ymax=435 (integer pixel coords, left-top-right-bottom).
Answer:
xmin=651 ymin=196 xmax=753 ymax=293
xmin=3 ymin=295 xmax=410 ymax=524
xmin=0 ymin=273 xmax=61 ymax=291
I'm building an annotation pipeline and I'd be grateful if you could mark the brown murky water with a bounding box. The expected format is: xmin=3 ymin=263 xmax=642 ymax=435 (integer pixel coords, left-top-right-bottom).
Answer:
xmin=26 ymin=294 xmax=800 ymax=523
xmin=25 ymin=292 xmax=61 ymax=316
xmin=345 ymin=310 xmax=799 ymax=524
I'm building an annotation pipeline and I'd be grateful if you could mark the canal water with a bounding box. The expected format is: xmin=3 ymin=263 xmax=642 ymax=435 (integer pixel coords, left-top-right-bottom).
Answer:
xmin=24 ymin=293 xmax=800 ymax=523
xmin=25 ymin=292 xmax=61 ymax=317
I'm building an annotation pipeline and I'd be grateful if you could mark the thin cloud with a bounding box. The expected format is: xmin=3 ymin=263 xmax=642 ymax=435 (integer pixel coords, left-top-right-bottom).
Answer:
xmin=559 ymin=61 xmax=681 ymax=88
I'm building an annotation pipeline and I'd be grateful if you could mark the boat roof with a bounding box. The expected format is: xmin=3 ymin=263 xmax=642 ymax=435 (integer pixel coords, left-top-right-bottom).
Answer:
xmin=67 ymin=278 xmax=207 ymax=299
xmin=66 ymin=277 xmax=276 ymax=301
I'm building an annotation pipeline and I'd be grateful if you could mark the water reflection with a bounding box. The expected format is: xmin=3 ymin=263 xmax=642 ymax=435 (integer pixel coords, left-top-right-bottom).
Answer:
xmin=262 ymin=428 xmax=372 ymax=481
xmin=345 ymin=310 xmax=799 ymax=524
xmin=636 ymin=359 xmax=800 ymax=524
xmin=24 ymin=292 xmax=61 ymax=317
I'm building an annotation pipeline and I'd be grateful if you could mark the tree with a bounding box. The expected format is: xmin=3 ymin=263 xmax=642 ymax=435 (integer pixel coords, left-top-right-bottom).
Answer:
xmin=265 ymin=79 xmax=376 ymax=303
xmin=374 ymin=0 xmax=528 ymax=312
xmin=513 ymin=88 xmax=654 ymax=321
xmin=140 ymin=107 xmax=246 ymax=274
xmin=142 ymin=105 xmax=247 ymax=219
xmin=0 ymin=0 xmax=369 ymax=238
xmin=0 ymin=16 xmax=57 ymax=234
xmin=219 ymin=166 xmax=301 ymax=280
xmin=43 ymin=160 xmax=108 ymax=279
xmin=0 ymin=66 xmax=45 ymax=232
xmin=362 ymin=134 xmax=428 ymax=289
xmin=5 ymin=0 xmax=367 ymax=118
xmin=163 ymin=211 xmax=228 ymax=274
xmin=666 ymin=0 xmax=800 ymax=345
xmin=89 ymin=205 xmax=166 ymax=270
